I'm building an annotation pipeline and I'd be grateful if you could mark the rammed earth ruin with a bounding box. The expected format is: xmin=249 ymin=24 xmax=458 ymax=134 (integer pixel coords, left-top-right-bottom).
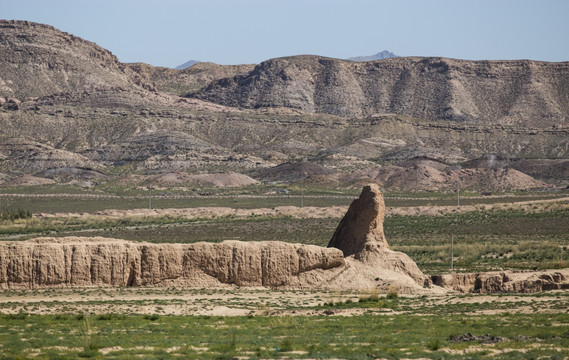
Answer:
xmin=0 ymin=185 xmax=431 ymax=292
xmin=1 ymin=184 xmax=568 ymax=293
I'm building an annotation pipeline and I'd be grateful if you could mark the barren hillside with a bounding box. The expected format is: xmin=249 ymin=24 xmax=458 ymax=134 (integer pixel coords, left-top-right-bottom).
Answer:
xmin=0 ymin=20 xmax=152 ymax=100
xmin=127 ymin=62 xmax=255 ymax=96
xmin=0 ymin=21 xmax=568 ymax=190
xmin=191 ymin=55 xmax=569 ymax=127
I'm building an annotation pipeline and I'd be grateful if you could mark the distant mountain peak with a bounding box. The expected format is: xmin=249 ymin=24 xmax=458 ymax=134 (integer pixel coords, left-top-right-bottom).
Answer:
xmin=347 ymin=50 xmax=399 ymax=62
xmin=175 ymin=59 xmax=200 ymax=70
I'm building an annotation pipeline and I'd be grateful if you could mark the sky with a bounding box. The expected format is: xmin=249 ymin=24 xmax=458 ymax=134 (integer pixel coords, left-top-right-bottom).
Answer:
xmin=2 ymin=0 xmax=569 ymax=68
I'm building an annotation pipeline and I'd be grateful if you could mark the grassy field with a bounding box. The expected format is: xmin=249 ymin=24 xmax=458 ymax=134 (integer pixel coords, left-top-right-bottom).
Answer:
xmin=387 ymin=207 xmax=569 ymax=273
xmin=1 ymin=286 xmax=569 ymax=359
xmin=0 ymin=310 xmax=568 ymax=358
xmin=1 ymin=184 xmax=566 ymax=213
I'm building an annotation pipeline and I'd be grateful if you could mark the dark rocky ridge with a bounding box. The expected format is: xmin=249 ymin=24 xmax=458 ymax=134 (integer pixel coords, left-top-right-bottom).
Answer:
xmin=191 ymin=55 xmax=569 ymax=126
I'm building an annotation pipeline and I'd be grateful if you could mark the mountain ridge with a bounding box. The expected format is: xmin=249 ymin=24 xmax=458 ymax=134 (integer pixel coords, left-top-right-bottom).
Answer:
xmin=0 ymin=20 xmax=154 ymax=100
xmin=1 ymin=20 xmax=568 ymax=190
xmin=189 ymin=55 xmax=569 ymax=126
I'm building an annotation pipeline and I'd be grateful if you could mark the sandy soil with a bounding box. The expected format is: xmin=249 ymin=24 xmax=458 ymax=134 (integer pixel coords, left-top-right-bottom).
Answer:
xmin=1 ymin=287 xmax=567 ymax=317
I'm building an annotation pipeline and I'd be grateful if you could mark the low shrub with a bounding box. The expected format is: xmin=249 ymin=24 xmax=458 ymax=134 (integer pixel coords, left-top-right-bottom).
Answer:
xmin=0 ymin=209 xmax=32 ymax=221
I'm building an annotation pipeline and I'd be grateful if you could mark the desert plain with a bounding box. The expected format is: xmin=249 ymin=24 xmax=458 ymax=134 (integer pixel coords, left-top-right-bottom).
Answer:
xmin=1 ymin=19 xmax=569 ymax=359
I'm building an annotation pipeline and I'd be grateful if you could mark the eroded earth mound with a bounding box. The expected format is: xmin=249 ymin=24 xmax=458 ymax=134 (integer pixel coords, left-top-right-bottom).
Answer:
xmin=432 ymin=270 xmax=569 ymax=293
xmin=0 ymin=185 xmax=432 ymax=293
xmin=1 ymin=184 xmax=568 ymax=293
xmin=328 ymin=184 xmax=389 ymax=255
xmin=0 ymin=237 xmax=344 ymax=288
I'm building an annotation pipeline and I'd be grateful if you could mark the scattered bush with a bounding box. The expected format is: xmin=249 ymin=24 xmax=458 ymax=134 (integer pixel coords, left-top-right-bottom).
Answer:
xmin=0 ymin=209 xmax=32 ymax=221
xmin=278 ymin=338 xmax=293 ymax=352
xmin=359 ymin=288 xmax=380 ymax=303
xmin=4 ymin=313 xmax=28 ymax=320
xmin=386 ymin=287 xmax=399 ymax=299
xmin=426 ymin=338 xmax=441 ymax=351
xmin=144 ymin=314 xmax=159 ymax=321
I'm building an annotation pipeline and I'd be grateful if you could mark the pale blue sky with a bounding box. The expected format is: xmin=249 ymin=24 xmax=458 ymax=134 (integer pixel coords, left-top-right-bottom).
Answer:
xmin=2 ymin=0 xmax=569 ymax=67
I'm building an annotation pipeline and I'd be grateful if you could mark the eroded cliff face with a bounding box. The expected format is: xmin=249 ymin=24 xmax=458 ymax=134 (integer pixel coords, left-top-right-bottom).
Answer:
xmin=0 ymin=237 xmax=345 ymax=289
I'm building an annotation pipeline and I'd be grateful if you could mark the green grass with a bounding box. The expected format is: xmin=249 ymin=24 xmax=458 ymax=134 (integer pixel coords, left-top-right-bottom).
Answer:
xmin=0 ymin=194 xmax=352 ymax=213
xmin=386 ymin=208 xmax=569 ymax=273
xmin=64 ymin=217 xmax=338 ymax=245
xmin=0 ymin=208 xmax=32 ymax=221
xmin=0 ymin=185 xmax=565 ymax=213
xmin=0 ymin=313 xmax=567 ymax=359
xmin=319 ymin=296 xmax=399 ymax=310
xmin=0 ymin=215 xmax=338 ymax=245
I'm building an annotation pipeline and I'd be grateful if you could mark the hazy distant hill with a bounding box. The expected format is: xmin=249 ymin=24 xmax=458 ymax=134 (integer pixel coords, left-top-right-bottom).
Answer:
xmin=347 ymin=50 xmax=398 ymax=61
xmin=175 ymin=60 xmax=201 ymax=70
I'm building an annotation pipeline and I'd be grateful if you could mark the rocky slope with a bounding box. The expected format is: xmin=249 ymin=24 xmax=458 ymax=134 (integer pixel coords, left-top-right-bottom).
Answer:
xmin=0 ymin=21 xmax=568 ymax=189
xmin=120 ymin=172 xmax=259 ymax=188
xmin=192 ymin=55 xmax=569 ymax=126
xmin=127 ymin=62 xmax=255 ymax=96
xmin=0 ymin=137 xmax=102 ymax=173
xmin=0 ymin=20 xmax=152 ymax=100
xmin=340 ymin=165 xmax=548 ymax=191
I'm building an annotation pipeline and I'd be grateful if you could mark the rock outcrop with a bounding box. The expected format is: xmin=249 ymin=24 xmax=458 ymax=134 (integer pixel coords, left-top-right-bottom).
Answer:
xmin=327 ymin=184 xmax=431 ymax=290
xmin=1 ymin=21 xmax=569 ymax=189
xmin=0 ymin=20 xmax=153 ymax=100
xmin=192 ymin=55 xmax=569 ymax=126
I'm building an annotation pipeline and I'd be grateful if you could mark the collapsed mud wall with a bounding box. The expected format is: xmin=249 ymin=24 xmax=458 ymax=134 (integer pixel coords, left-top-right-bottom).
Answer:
xmin=0 ymin=184 xmax=435 ymax=293
xmin=0 ymin=238 xmax=344 ymax=289
xmin=432 ymin=270 xmax=569 ymax=293
xmin=1 ymin=184 xmax=567 ymax=294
